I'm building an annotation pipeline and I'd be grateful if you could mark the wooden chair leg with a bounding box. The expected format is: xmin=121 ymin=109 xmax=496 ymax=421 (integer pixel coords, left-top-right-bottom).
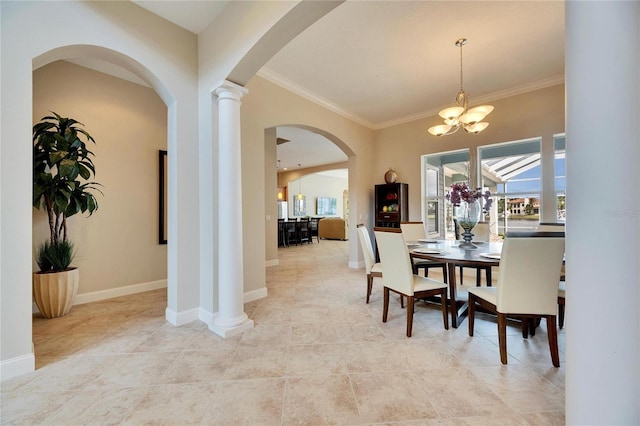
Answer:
xmin=486 ymin=267 xmax=492 ymax=287
xmin=459 ymin=265 xmax=464 ymax=285
xmin=529 ymin=318 xmax=537 ymax=337
xmin=400 ymin=294 xmax=404 ymax=309
xmin=442 ymin=265 xmax=448 ymax=284
xmin=498 ymin=313 xmax=508 ymax=365
xmin=521 ymin=317 xmax=540 ymax=338
xmin=366 ymin=274 xmax=373 ymax=304
xmin=440 ymin=289 xmax=449 ymax=330
xmin=382 ymin=287 xmax=390 ymax=323
xmin=476 ymin=268 xmax=481 ymax=286
xmin=546 ymin=315 xmax=560 ymax=367
xmin=558 ymin=299 xmax=565 ymax=329
xmin=522 ymin=319 xmax=529 ymax=338
xmin=531 ymin=318 xmax=541 ymax=337
xmin=468 ymin=293 xmax=476 ymax=336
xmin=406 ymin=295 xmax=414 ymax=337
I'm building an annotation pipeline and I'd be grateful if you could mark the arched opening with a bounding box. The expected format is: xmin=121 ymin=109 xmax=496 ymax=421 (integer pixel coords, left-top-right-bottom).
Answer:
xmin=265 ymin=124 xmax=357 ymax=266
xmin=31 ymin=46 xmax=174 ymax=363
xmin=2 ymin=0 xmax=338 ymax=381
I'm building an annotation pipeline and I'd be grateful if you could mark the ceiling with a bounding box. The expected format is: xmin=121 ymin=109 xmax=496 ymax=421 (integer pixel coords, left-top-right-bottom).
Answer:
xmin=129 ymin=1 xmax=565 ymax=172
xmin=275 ymin=127 xmax=347 ymax=173
xmin=132 ymin=1 xmax=231 ymax=34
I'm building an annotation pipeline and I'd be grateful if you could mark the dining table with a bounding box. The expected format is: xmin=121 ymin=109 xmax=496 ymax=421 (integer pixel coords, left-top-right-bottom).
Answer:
xmin=409 ymin=239 xmax=503 ymax=328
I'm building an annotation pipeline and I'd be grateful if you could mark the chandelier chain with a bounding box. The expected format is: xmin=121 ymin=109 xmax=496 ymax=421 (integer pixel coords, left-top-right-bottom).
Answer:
xmin=459 ymin=41 xmax=464 ymax=92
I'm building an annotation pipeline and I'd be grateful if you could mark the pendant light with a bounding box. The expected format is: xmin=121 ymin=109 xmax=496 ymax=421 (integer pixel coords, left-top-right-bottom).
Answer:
xmin=428 ymin=38 xmax=494 ymax=137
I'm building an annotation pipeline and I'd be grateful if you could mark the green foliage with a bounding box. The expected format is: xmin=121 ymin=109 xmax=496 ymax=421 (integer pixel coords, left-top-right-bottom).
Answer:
xmin=557 ymin=195 xmax=566 ymax=210
xmin=33 ymin=112 xmax=102 ymax=270
xmin=36 ymin=240 xmax=74 ymax=272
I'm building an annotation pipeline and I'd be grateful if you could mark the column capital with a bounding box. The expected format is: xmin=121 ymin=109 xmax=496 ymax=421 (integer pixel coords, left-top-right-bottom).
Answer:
xmin=213 ymin=80 xmax=249 ymax=100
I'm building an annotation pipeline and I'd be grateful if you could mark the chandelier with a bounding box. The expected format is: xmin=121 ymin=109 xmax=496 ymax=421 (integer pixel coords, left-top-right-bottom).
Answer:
xmin=428 ymin=38 xmax=493 ymax=137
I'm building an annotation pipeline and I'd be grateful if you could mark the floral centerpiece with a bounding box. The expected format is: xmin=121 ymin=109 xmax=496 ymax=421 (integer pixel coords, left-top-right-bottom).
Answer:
xmin=446 ymin=183 xmax=492 ymax=249
xmin=446 ymin=183 xmax=492 ymax=211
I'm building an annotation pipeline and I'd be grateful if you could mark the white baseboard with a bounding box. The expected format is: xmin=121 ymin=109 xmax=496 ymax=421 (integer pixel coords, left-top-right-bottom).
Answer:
xmin=74 ymin=279 xmax=167 ymax=305
xmin=168 ymin=288 xmax=267 ymax=327
xmin=209 ymin=317 xmax=254 ymax=338
xmin=165 ymin=306 xmax=199 ymax=326
xmin=32 ymin=279 xmax=169 ymax=314
xmin=244 ymin=287 xmax=268 ymax=303
xmin=1 ymin=352 xmax=35 ymax=382
xmin=199 ymin=308 xmax=217 ymax=325
xmin=73 ymin=280 xmax=266 ymax=307
xmin=197 ymin=287 xmax=267 ymax=327
xmin=265 ymin=259 xmax=279 ymax=267
xmin=32 ymin=277 xmax=267 ymax=328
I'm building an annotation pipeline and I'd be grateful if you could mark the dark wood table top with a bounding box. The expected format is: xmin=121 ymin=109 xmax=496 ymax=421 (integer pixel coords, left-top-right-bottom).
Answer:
xmin=408 ymin=239 xmax=502 ymax=267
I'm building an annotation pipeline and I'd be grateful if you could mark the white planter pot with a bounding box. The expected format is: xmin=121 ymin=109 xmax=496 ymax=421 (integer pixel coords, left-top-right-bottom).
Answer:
xmin=32 ymin=268 xmax=79 ymax=319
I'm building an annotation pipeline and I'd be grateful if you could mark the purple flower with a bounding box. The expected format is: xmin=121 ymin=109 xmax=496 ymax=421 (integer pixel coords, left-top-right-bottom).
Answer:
xmin=446 ymin=183 xmax=492 ymax=213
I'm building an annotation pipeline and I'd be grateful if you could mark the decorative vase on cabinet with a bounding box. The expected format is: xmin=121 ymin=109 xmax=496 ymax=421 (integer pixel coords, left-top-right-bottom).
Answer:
xmin=384 ymin=168 xmax=398 ymax=184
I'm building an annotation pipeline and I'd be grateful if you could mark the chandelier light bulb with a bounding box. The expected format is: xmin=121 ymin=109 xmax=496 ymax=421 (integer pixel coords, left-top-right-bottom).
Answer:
xmin=438 ymin=106 xmax=465 ymax=121
xmin=428 ymin=124 xmax=453 ymax=137
xmin=464 ymin=122 xmax=489 ymax=134
xmin=297 ymin=166 xmax=303 ymax=201
xmin=459 ymin=112 xmax=480 ymax=125
xmin=468 ymin=105 xmax=494 ymax=116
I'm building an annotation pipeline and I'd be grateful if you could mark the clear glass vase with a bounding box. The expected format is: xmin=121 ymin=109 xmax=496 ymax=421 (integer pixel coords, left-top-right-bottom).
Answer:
xmin=455 ymin=199 xmax=481 ymax=249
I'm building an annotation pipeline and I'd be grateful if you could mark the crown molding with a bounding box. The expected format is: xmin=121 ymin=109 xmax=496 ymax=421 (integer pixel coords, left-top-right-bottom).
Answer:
xmin=257 ymin=68 xmax=565 ymax=131
xmin=474 ymin=74 xmax=565 ymax=106
xmin=371 ymin=75 xmax=566 ymax=130
xmin=257 ymin=68 xmax=376 ymax=129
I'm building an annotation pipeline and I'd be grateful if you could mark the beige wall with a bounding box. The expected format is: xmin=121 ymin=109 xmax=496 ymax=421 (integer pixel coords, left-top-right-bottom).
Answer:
xmin=277 ymin=163 xmax=349 ymax=219
xmin=243 ymin=76 xmax=376 ymax=275
xmin=2 ymin=0 xmax=199 ymax=377
xmin=374 ymin=84 xmax=565 ymax=222
xmin=33 ymin=61 xmax=167 ymax=296
xmin=286 ymin=173 xmax=348 ymax=218
xmin=251 ymin=80 xmax=564 ymax=277
xmin=277 ymin=161 xmax=349 ymax=188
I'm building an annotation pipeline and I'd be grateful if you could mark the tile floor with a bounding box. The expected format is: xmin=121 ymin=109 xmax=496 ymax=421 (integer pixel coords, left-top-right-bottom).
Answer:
xmin=1 ymin=239 xmax=565 ymax=425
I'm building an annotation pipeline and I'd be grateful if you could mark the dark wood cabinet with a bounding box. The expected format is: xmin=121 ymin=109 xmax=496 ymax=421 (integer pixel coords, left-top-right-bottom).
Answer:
xmin=374 ymin=183 xmax=408 ymax=228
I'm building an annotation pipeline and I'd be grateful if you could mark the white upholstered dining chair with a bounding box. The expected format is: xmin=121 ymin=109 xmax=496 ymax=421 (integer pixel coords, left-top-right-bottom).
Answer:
xmin=374 ymin=227 xmax=448 ymax=337
xmin=536 ymin=224 xmax=567 ymax=330
xmin=467 ymin=233 xmax=565 ymax=367
xmin=400 ymin=221 xmax=448 ymax=281
xmin=558 ymin=280 xmax=566 ymax=329
xmin=356 ymin=224 xmax=383 ymax=304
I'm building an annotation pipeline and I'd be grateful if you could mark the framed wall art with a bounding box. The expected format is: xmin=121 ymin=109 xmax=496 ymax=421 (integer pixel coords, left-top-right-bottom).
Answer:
xmin=159 ymin=150 xmax=168 ymax=244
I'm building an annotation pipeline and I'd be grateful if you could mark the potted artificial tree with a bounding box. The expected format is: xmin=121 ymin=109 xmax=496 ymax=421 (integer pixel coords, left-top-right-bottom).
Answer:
xmin=32 ymin=112 xmax=102 ymax=318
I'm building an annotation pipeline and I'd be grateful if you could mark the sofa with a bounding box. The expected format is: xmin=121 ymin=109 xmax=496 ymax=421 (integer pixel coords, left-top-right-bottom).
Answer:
xmin=318 ymin=217 xmax=348 ymax=240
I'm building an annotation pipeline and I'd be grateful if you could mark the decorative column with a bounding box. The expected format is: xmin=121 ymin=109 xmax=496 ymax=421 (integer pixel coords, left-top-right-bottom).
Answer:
xmin=209 ymin=80 xmax=254 ymax=337
xmin=565 ymin=1 xmax=639 ymax=423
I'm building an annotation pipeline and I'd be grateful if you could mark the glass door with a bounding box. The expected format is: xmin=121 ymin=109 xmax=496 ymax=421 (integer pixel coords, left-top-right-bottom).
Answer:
xmin=422 ymin=149 xmax=470 ymax=240
xmin=425 ymin=165 xmax=440 ymax=237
